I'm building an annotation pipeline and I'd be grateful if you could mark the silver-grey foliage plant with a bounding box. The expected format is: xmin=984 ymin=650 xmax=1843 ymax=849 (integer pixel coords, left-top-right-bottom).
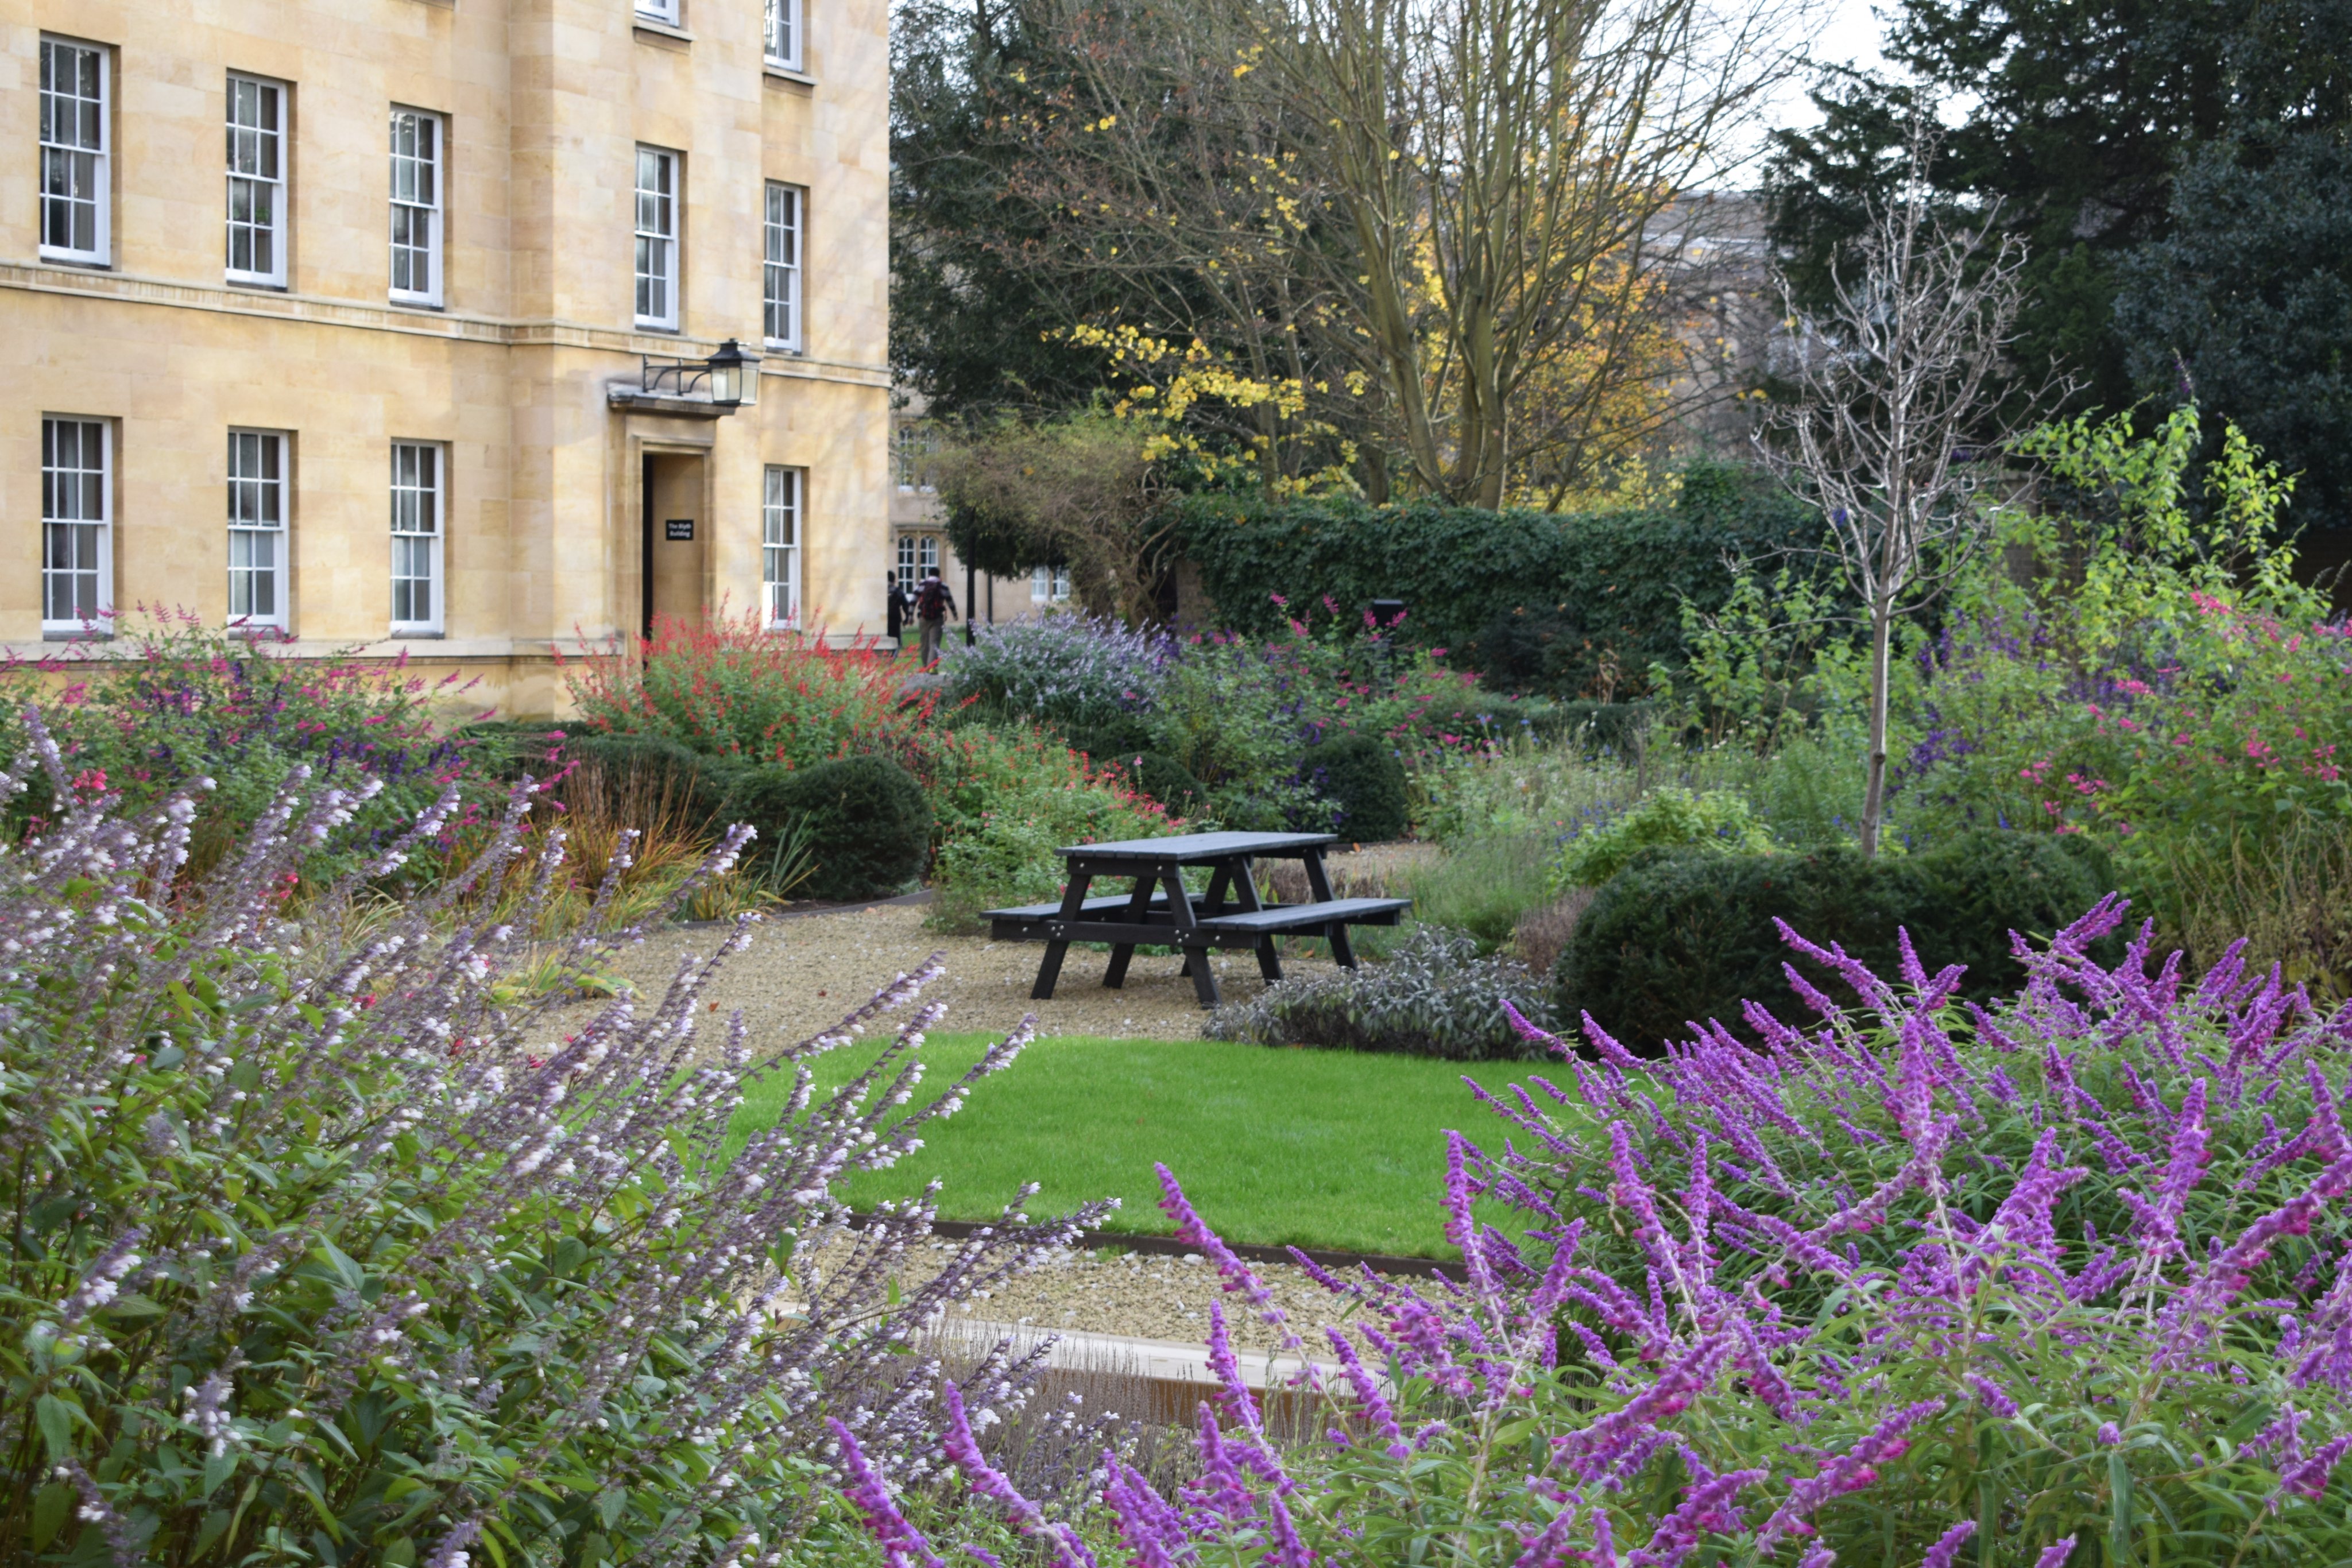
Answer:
xmin=939 ymin=614 xmax=1175 ymax=729
xmin=1206 ymin=924 xmax=1557 ymax=1060
xmin=0 ymin=712 xmax=1109 ymax=1566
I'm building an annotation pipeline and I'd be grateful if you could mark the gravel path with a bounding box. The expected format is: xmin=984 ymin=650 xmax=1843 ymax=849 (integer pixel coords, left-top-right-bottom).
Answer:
xmin=587 ymin=901 xmax=1342 ymax=1047
xmin=862 ymin=1239 xmax=1371 ymax=1354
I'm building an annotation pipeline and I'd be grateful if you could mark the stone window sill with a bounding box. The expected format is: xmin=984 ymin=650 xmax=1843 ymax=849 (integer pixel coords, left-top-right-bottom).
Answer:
xmin=634 ymin=18 xmax=693 ymax=46
xmin=764 ymin=65 xmax=817 ymax=87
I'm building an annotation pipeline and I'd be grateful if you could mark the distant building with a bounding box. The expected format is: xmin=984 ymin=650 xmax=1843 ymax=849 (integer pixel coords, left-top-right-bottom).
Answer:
xmin=890 ymin=402 xmax=1067 ymax=630
xmin=1647 ymin=192 xmax=1780 ymax=463
xmin=3 ymin=0 xmax=893 ymax=715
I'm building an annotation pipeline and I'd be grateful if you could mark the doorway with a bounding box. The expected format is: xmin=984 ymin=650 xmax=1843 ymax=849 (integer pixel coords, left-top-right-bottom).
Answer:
xmin=641 ymin=451 xmax=707 ymax=637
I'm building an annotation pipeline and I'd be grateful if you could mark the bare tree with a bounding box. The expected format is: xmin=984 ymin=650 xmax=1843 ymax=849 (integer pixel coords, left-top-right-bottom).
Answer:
xmin=1235 ymin=0 xmax=1813 ymax=506
xmin=1759 ymin=129 xmax=2030 ymax=857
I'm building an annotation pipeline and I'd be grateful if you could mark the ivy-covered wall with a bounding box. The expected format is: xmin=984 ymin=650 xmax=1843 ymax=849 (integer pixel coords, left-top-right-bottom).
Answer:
xmin=1169 ymin=462 xmax=1822 ymax=698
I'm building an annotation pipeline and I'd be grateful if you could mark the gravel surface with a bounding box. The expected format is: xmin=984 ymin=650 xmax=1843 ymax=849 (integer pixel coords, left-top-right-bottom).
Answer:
xmin=849 ymin=1239 xmax=1369 ymax=1353
xmin=584 ymin=901 xmax=1342 ymax=1048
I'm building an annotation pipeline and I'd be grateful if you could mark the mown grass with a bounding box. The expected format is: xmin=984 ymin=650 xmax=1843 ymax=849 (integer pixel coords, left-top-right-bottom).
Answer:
xmin=726 ymin=1033 xmax=1560 ymax=1257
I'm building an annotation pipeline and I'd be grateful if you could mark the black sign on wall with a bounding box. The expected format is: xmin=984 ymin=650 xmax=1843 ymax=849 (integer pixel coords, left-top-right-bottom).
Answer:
xmin=664 ymin=518 xmax=695 ymax=541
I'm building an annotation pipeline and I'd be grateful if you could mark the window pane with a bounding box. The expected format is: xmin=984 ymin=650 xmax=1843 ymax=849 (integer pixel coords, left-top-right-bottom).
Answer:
xmin=38 ymin=41 xmax=106 ymax=258
xmin=41 ymin=417 xmax=109 ymax=626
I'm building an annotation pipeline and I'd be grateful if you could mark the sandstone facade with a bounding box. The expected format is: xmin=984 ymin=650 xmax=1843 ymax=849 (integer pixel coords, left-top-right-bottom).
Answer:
xmin=2 ymin=0 xmax=891 ymax=717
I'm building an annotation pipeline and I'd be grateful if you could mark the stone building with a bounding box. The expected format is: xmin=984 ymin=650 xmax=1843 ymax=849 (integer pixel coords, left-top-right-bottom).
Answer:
xmin=2 ymin=0 xmax=891 ymax=716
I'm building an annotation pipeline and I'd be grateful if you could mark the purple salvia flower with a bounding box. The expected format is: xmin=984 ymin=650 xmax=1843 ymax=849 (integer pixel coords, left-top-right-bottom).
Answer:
xmin=1630 ymin=1466 xmax=1764 ymax=1567
xmin=2032 ymin=1538 xmax=2077 ymax=1568
xmin=1752 ymin=1400 xmax=1942 ymax=1556
xmin=1921 ymin=1519 xmax=1976 ymax=1568
xmin=58 ymin=1228 xmax=146 ymax=1328
xmin=1965 ymin=1373 xmax=2018 ymax=1418
xmin=2279 ymin=1433 xmax=2352 ymax=1499
xmin=1549 ymin=1333 xmax=1732 ymax=1482
xmin=1507 ymin=1500 xmax=1581 ymax=1568
xmin=2098 ymin=1422 xmax=2122 ymax=1445
xmin=1100 ymin=1455 xmax=1190 ymax=1568
xmin=827 ymin=1418 xmax=947 ymax=1568
xmin=2245 ymin=1404 xmax=2304 ymax=1468
xmin=1156 ymin=1165 xmax=1291 ymax=1339
xmin=938 ymin=1382 xmax=1097 ymax=1568
xmin=1326 ymin=1328 xmax=1409 ymax=1458
xmin=421 ymin=1519 xmax=483 ymax=1568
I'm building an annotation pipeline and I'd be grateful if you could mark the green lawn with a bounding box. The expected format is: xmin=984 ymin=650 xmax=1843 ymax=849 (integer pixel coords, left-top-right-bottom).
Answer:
xmin=727 ymin=1034 xmax=1562 ymax=1258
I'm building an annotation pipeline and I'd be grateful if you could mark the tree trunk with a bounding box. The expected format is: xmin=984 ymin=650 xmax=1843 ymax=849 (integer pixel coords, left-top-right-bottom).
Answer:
xmin=1860 ymin=597 xmax=1893 ymax=857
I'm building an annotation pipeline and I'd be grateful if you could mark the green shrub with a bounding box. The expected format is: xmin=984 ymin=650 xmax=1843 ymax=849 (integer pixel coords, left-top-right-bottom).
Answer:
xmin=1557 ymin=829 xmax=2114 ymax=1049
xmin=1549 ymin=785 xmax=1772 ymax=892
xmin=1062 ymin=712 xmax=1158 ymax=764
xmin=922 ymin=728 xmax=1172 ymax=929
xmin=1126 ymin=753 xmax=1208 ymax=818
xmin=721 ymin=754 xmax=933 ymax=901
xmin=1205 ymin=926 xmax=1556 ymax=1060
xmin=1302 ymin=732 xmax=1409 ymax=842
xmin=1170 ymin=461 xmax=1820 ymax=698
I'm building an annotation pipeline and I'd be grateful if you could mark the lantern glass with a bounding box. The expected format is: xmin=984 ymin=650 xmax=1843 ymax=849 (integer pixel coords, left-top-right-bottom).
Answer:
xmin=706 ymin=339 xmax=759 ymax=407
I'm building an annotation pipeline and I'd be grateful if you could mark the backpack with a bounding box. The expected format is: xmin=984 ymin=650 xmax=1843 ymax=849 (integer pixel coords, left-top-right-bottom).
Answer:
xmin=915 ymin=579 xmax=949 ymax=619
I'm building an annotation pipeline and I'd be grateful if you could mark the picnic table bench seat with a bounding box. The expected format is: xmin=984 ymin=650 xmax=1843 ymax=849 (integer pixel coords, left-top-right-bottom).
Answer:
xmin=1195 ymin=897 xmax=1411 ymax=934
xmin=982 ymin=891 xmax=1184 ymax=927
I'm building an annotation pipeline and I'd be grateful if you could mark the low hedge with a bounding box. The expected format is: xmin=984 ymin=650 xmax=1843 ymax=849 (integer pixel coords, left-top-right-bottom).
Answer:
xmin=1171 ymin=460 xmax=1821 ymax=699
xmin=1556 ymin=830 xmax=2117 ymax=1050
xmin=715 ymin=754 xmax=933 ymax=901
xmin=1300 ymin=732 xmax=1410 ymax=842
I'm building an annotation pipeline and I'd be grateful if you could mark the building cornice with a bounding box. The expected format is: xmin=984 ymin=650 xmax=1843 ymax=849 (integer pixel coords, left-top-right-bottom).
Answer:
xmin=0 ymin=261 xmax=891 ymax=388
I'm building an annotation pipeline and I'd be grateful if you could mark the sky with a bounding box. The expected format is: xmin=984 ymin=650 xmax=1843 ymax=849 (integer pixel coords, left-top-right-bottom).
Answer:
xmin=1727 ymin=0 xmax=1895 ymax=172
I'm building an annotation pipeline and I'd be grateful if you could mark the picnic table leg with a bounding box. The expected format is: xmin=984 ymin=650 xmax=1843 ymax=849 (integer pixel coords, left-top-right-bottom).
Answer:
xmin=1300 ymin=847 xmax=1359 ymax=970
xmin=1182 ymin=942 xmax=1221 ymax=1006
xmin=1031 ymin=869 xmax=1094 ymax=1000
xmin=1160 ymin=859 xmax=1221 ymax=1008
xmin=1101 ymin=872 xmax=1160 ymax=990
xmin=1231 ymin=856 xmax=1282 ymax=982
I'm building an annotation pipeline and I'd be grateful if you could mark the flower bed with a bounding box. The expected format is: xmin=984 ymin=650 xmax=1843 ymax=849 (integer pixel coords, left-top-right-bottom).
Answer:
xmin=844 ymin=896 xmax=2352 ymax=1565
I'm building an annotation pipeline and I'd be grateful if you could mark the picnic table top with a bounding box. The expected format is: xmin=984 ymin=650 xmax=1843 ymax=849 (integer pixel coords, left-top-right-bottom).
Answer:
xmin=1054 ymin=830 xmax=1337 ymax=864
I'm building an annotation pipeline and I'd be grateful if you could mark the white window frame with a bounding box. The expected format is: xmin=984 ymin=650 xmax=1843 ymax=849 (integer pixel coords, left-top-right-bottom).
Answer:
xmin=634 ymin=147 xmax=679 ymax=330
xmin=38 ymin=38 xmax=109 ymax=266
xmin=389 ymin=108 xmax=443 ymax=307
xmin=763 ymin=183 xmax=803 ymax=351
xmin=41 ymin=416 xmax=111 ymax=634
xmin=1031 ymin=563 xmax=1071 ymax=605
xmin=896 ymin=533 xmax=940 ymax=595
xmin=636 ymin=0 xmax=682 ymax=23
xmin=764 ymin=0 xmax=804 ymax=71
xmin=226 ymin=74 xmax=288 ymax=287
xmin=763 ymin=466 xmax=802 ymax=629
xmin=896 ymin=423 xmax=937 ymax=493
xmin=227 ymin=429 xmax=289 ymax=631
xmin=390 ymin=441 xmax=444 ymax=635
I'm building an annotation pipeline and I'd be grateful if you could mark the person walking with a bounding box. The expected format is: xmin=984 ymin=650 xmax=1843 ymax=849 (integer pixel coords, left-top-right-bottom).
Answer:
xmin=914 ymin=567 xmax=957 ymax=667
xmin=885 ymin=571 xmax=909 ymax=651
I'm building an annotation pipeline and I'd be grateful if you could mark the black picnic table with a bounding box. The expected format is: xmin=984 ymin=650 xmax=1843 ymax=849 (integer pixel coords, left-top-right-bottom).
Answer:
xmin=981 ymin=830 xmax=1412 ymax=1009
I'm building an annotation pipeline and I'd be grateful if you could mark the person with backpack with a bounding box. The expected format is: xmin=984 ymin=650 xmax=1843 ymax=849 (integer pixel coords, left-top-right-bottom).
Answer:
xmin=914 ymin=567 xmax=957 ymax=667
